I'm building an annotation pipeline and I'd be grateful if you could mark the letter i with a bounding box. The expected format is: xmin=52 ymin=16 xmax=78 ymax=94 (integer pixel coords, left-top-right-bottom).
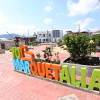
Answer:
xmin=81 ymin=67 xmax=86 ymax=88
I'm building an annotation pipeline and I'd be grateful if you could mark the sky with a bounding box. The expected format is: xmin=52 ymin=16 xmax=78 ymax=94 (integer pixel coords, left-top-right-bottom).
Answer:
xmin=0 ymin=0 xmax=100 ymax=36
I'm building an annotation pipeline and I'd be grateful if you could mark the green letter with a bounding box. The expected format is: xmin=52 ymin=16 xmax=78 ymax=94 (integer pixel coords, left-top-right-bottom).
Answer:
xmin=81 ymin=67 xmax=86 ymax=88
xmin=15 ymin=47 xmax=21 ymax=59
xmin=11 ymin=47 xmax=16 ymax=59
xmin=60 ymin=65 xmax=71 ymax=84
xmin=88 ymin=69 xmax=100 ymax=91
xmin=71 ymin=66 xmax=80 ymax=87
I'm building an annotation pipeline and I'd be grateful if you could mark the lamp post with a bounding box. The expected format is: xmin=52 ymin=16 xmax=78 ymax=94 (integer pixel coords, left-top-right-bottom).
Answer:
xmin=28 ymin=29 xmax=30 ymax=46
xmin=88 ymin=30 xmax=90 ymax=37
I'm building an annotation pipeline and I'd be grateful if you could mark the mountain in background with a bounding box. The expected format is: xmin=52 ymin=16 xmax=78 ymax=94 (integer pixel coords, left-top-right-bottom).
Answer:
xmin=0 ymin=33 xmax=21 ymax=39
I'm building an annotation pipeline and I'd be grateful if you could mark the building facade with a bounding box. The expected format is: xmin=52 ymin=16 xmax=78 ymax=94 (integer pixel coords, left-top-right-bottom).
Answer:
xmin=0 ymin=38 xmax=16 ymax=50
xmin=52 ymin=30 xmax=63 ymax=42
xmin=36 ymin=30 xmax=63 ymax=43
xmin=15 ymin=36 xmax=37 ymax=45
xmin=66 ymin=31 xmax=92 ymax=36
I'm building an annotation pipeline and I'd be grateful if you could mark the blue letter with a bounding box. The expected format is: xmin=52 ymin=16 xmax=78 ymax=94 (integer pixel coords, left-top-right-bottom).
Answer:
xmin=24 ymin=61 xmax=31 ymax=74
xmin=13 ymin=59 xmax=21 ymax=70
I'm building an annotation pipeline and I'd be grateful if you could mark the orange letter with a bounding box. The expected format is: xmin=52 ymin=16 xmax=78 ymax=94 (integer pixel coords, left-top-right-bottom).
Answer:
xmin=30 ymin=62 xmax=38 ymax=75
xmin=45 ymin=63 xmax=53 ymax=80
xmin=20 ymin=45 xmax=35 ymax=62
xmin=37 ymin=62 xmax=46 ymax=77
xmin=52 ymin=64 xmax=61 ymax=81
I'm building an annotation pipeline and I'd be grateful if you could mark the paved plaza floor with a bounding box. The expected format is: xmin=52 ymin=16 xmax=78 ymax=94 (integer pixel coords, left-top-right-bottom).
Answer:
xmin=0 ymin=45 xmax=100 ymax=100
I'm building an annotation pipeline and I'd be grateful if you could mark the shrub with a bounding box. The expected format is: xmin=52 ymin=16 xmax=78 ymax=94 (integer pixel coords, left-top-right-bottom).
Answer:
xmin=33 ymin=40 xmax=38 ymax=46
xmin=63 ymin=33 xmax=96 ymax=61
xmin=56 ymin=39 xmax=63 ymax=46
xmin=56 ymin=42 xmax=60 ymax=45
xmin=92 ymin=34 xmax=100 ymax=46
xmin=58 ymin=39 xmax=62 ymax=43
xmin=54 ymin=52 xmax=60 ymax=64
xmin=36 ymin=53 xmax=41 ymax=59
xmin=43 ymin=47 xmax=52 ymax=62
xmin=30 ymin=42 xmax=33 ymax=45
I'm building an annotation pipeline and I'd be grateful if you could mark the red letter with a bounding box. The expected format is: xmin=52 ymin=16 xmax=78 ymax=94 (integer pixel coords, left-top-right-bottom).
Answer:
xmin=37 ymin=62 xmax=46 ymax=77
xmin=30 ymin=62 xmax=38 ymax=75
xmin=52 ymin=64 xmax=61 ymax=81
xmin=45 ymin=63 xmax=53 ymax=80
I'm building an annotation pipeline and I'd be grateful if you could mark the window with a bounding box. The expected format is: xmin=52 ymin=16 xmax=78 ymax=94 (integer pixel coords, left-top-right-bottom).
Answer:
xmin=49 ymin=34 xmax=51 ymax=37
xmin=53 ymin=30 xmax=56 ymax=37
xmin=53 ymin=30 xmax=60 ymax=37
xmin=1 ymin=42 xmax=5 ymax=49
xmin=43 ymin=34 xmax=45 ymax=37
xmin=56 ymin=30 xmax=60 ymax=37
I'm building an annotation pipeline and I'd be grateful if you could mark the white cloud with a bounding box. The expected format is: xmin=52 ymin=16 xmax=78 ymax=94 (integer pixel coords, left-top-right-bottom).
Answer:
xmin=75 ymin=18 xmax=95 ymax=31
xmin=67 ymin=0 xmax=100 ymax=16
xmin=0 ymin=11 xmax=8 ymax=24
xmin=44 ymin=18 xmax=52 ymax=24
xmin=0 ymin=24 xmax=36 ymax=36
xmin=0 ymin=11 xmax=37 ymax=36
xmin=44 ymin=6 xmax=52 ymax=12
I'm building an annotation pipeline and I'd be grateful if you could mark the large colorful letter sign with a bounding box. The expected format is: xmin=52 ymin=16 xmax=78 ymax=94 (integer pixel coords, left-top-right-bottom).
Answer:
xmin=11 ymin=45 xmax=100 ymax=92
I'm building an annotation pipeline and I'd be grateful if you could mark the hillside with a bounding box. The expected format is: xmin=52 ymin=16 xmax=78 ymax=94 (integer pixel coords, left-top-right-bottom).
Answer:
xmin=0 ymin=33 xmax=21 ymax=39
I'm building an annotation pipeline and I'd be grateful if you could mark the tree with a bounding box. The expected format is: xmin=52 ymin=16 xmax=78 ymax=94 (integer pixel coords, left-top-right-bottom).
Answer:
xmin=63 ymin=33 xmax=96 ymax=61
xmin=92 ymin=34 xmax=100 ymax=46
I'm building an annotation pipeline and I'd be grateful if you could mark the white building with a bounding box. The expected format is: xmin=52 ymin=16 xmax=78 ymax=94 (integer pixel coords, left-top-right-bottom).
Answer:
xmin=36 ymin=30 xmax=63 ymax=43
xmin=36 ymin=31 xmax=52 ymax=43
xmin=52 ymin=30 xmax=63 ymax=42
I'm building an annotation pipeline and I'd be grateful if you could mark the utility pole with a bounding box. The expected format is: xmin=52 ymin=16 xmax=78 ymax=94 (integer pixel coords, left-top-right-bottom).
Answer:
xmin=28 ymin=29 xmax=30 ymax=45
xmin=28 ymin=30 xmax=29 ymax=37
xmin=78 ymin=25 xmax=80 ymax=33
xmin=51 ymin=26 xmax=53 ymax=42
xmin=47 ymin=30 xmax=48 ymax=43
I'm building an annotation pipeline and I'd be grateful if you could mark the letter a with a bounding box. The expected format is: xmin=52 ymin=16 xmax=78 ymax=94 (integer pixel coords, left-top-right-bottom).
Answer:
xmin=88 ymin=69 xmax=100 ymax=91
xmin=60 ymin=65 xmax=71 ymax=84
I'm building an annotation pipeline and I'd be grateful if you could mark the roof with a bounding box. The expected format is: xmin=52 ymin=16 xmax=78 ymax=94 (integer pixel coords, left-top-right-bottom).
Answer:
xmin=92 ymin=30 xmax=100 ymax=35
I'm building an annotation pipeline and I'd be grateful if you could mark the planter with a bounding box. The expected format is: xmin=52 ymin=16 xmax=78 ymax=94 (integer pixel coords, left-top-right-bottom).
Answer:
xmin=61 ymin=57 xmax=100 ymax=77
xmin=34 ymin=59 xmax=60 ymax=64
xmin=57 ymin=44 xmax=62 ymax=47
